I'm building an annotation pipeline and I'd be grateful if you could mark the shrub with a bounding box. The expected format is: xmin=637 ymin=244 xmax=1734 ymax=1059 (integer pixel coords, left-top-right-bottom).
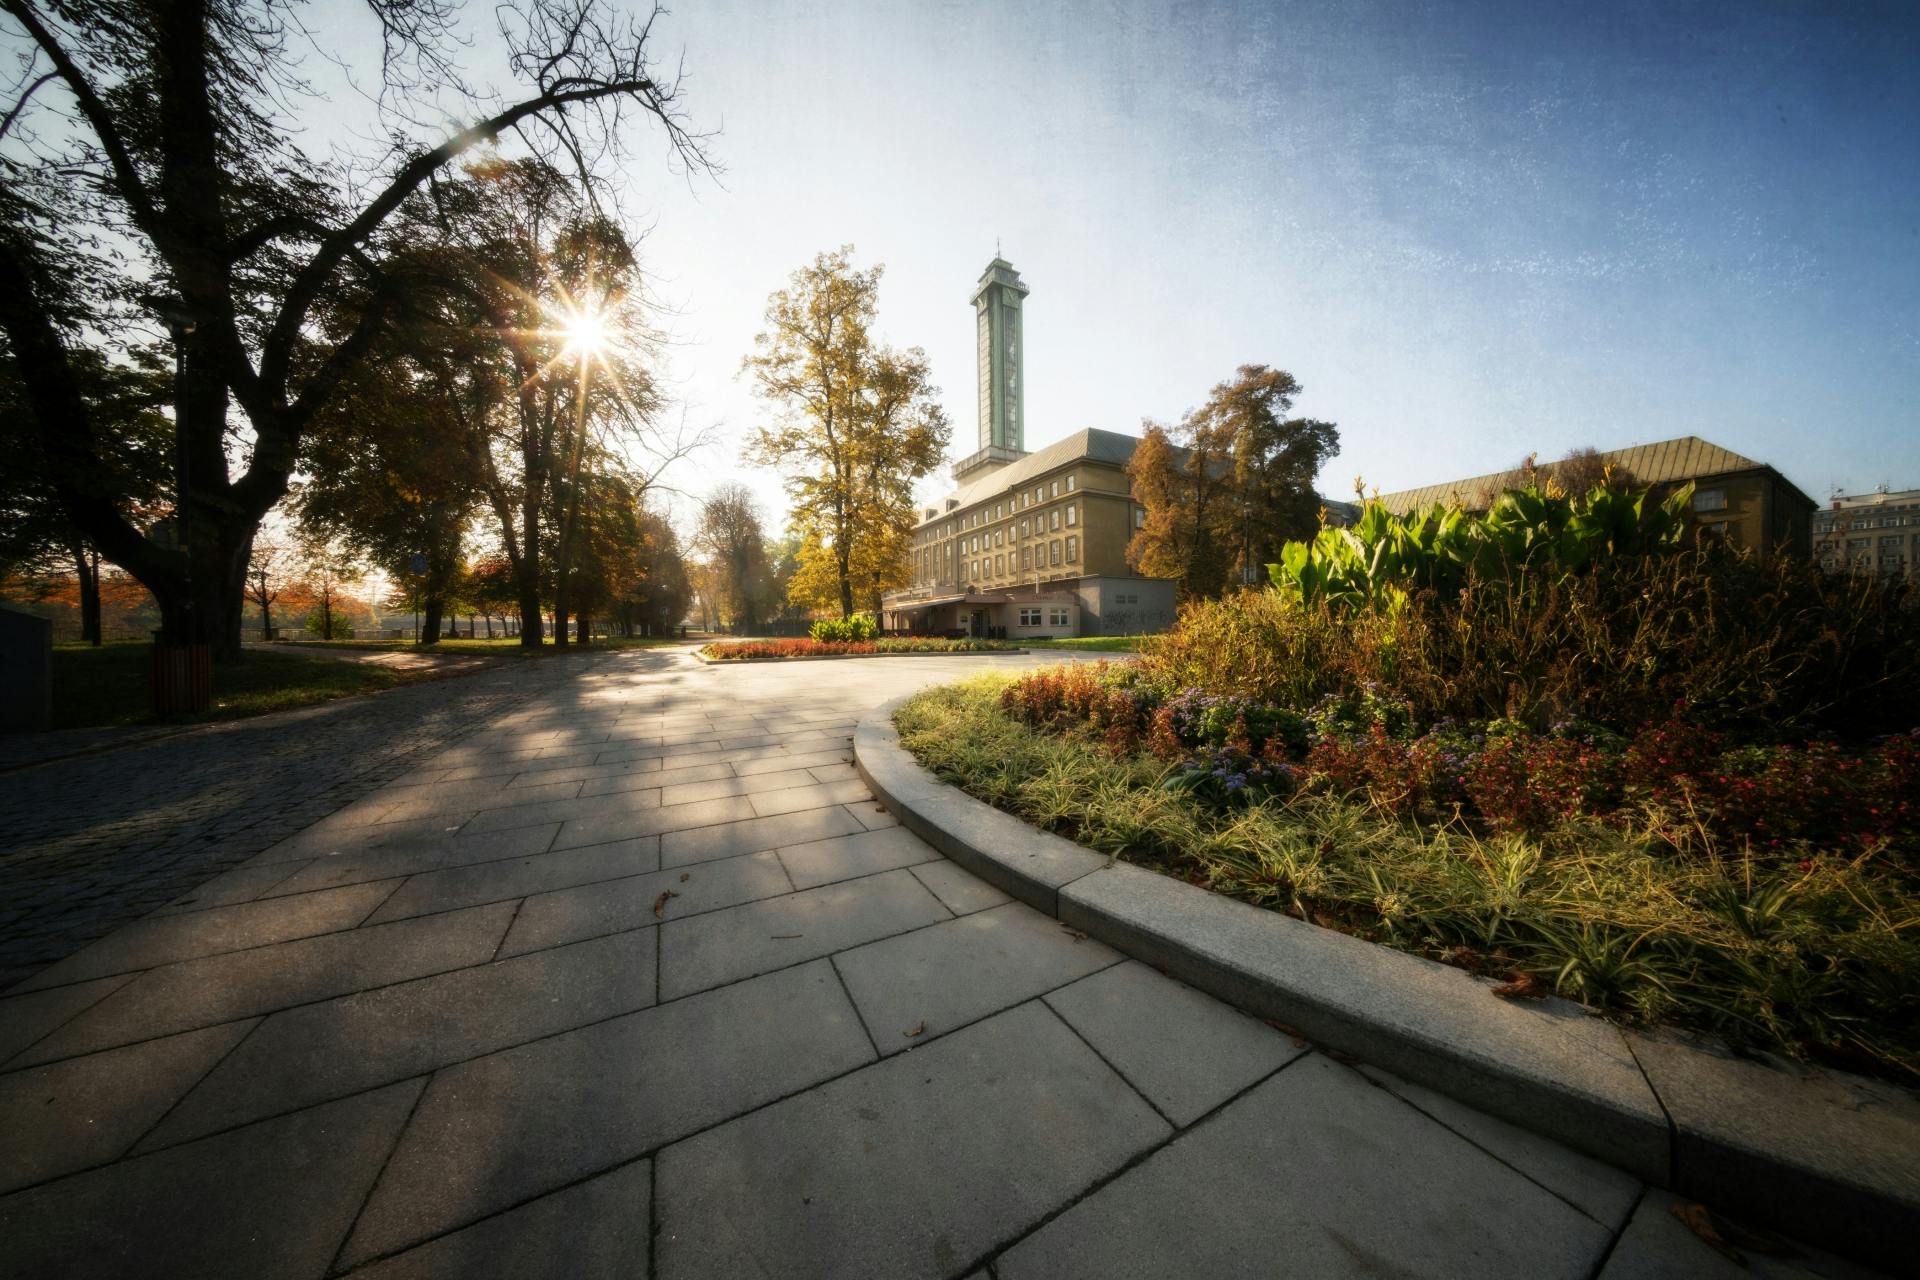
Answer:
xmin=702 ymin=636 xmax=1013 ymax=660
xmin=810 ymin=613 xmax=880 ymax=643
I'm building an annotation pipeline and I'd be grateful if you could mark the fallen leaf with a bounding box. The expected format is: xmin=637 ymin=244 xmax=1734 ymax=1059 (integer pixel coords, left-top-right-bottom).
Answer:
xmin=903 ymin=1021 xmax=926 ymax=1038
xmin=771 ymin=933 xmax=803 ymax=939
xmin=1263 ymin=1019 xmax=1310 ymax=1049
xmin=678 ymin=873 xmax=690 ymax=883
xmin=1670 ymin=1201 xmax=1744 ymax=1265
xmin=651 ymin=890 xmax=678 ymax=919
xmin=1060 ymin=925 xmax=1088 ymax=942
xmin=1492 ymin=972 xmax=1546 ymax=1000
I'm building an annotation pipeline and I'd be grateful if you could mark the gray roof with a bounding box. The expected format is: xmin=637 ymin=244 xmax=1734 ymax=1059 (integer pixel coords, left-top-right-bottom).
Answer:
xmin=928 ymin=428 xmax=1142 ymax=521
xmin=1372 ymin=435 xmax=1813 ymax=515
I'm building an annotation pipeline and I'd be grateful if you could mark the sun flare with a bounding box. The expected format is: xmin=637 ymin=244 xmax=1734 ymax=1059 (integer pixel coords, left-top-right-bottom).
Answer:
xmin=560 ymin=306 xmax=608 ymax=355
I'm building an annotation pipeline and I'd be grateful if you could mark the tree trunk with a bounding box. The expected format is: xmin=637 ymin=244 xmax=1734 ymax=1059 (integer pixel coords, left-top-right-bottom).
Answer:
xmin=575 ymin=612 xmax=589 ymax=644
xmin=553 ymin=604 xmax=570 ymax=648
xmin=70 ymin=543 xmax=102 ymax=646
xmin=421 ymin=597 xmax=444 ymax=645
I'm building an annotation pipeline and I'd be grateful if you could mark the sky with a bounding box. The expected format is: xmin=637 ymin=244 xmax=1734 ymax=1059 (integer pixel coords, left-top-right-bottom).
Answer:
xmin=619 ymin=0 xmax=1920 ymax=526
xmin=119 ymin=0 xmax=1920 ymax=531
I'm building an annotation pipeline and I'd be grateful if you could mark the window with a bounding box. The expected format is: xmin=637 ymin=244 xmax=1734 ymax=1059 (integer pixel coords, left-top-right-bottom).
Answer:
xmin=1694 ymin=489 xmax=1728 ymax=513
xmin=1050 ymin=540 xmax=1062 ymax=566
xmin=1066 ymin=535 xmax=1078 ymax=561
xmin=1049 ymin=510 xmax=1061 ymax=531
xmin=1021 ymin=547 xmax=1031 ymax=570
xmin=1019 ymin=608 xmax=1041 ymax=626
xmin=1066 ymin=475 xmax=1076 ymax=492
xmin=1019 ymin=519 xmax=1029 ymax=538
xmin=994 ymin=504 xmax=1001 ymax=519
xmin=1133 ymin=507 xmax=1146 ymax=528
xmin=1050 ymin=480 xmax=1059 ymax=498
xmin=1048 ymin=607 xmax=1069 ymax=627
xmin=995 ymin=554 xmax=1005 ymax=575
xmin=1033 ymin=487 xmax=1042 ymax=504
xmin=1065 ymin=503 xmax=1077 ymax=527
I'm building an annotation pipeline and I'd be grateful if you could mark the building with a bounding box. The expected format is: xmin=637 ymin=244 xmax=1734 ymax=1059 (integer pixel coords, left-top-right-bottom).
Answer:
xmin=1814 ymin=486 xmax=1920 ymax=579
xmin=1371 ymin=435 xmax=1816 ymax=562
xmin=881 ymin=259 xmax=1179 ymax=638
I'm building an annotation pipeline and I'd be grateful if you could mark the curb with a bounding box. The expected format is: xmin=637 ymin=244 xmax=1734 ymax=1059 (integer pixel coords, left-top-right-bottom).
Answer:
xmin=854 ymin=694 xmax=1920 ymax=1274
xmin=692 ymin=647 xmax=1028 ymax=665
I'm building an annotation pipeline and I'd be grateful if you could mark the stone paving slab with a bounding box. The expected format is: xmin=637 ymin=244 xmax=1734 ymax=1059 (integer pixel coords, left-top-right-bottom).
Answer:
xmin=833 ymin=900 xmax=1121 ymax=1052
xmin=907 ymin=858 xmax=1012 ymax=915
xmin=1043 ymin=959 xmax=1305 ymax=1127
xmin=0 ymin=973 xmax=135 ymax=1062
xmin=150 ymin=860 xmax=312 ymax=914
xmin=1594 ymin=1188 xmax=1881 ymax=1280
xmin=1060 ymin=860 xmax=1671 ymax=1181
xmin=460 ymin=787 xmax=664 ymax=836
xmin=1355 ymin=1062 xmax=1642 ymax=1227
xmin=653 ymin=1000 xmax=1170 ymax=1280
xmin=363 ymin=838 xmax=664 ymax=923
xmin=352 ymin=1159 xmax=653 ymax=1280
xmin=658 ymin=804 xmax=864 ymax=868
xmin=341 ymin=959 xmax=874 ymax=1268
xmin=14 ymin=902 xmax=516 ymax=1066
xmin=777 ymin=826 xmax=943 ymax=890
xmin=11 ymin=879 xmax=399 ymax=993
xmin=996 ymin=1053 xmax=1613 ymax=1280
xmin=553 ymin=794 xmax=757 ymax=852
xmin=142 ymin=928 xmax=657 ymax=1149
xmin=497 ymin=850 xmax=793 ymax=957
xmin=260 ymin=823 xmax=563 ymax=898
xmin=0 ymin=1080 xmax=423 ymax=1280
xmin=0 ymin=1020 xmax=256 ymax=1193
xmin=658 ymin=867 xmax=951 ymax=1000
xmin=244 ymin=815 xmax=488 ymax=868
xmin=746 ymin=777 xmax=871 ymax=817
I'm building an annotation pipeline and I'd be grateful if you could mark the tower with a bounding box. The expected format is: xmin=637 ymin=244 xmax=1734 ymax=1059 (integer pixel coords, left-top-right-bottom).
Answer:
xmin=954 ymin=257 xmax=1030 ymax=479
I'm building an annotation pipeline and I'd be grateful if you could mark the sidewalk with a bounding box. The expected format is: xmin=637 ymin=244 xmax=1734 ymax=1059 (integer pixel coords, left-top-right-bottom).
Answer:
xmin=0 ymin=648 xmax=1882 ymax=1278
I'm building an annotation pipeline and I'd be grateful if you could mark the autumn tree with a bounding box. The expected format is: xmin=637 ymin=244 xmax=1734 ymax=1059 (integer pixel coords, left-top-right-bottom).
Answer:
xmin=613 ymin=508 xmax=690 ymax=636
xmin=0 ymin=0 xmax=710 ymax=656
xmin=694 ymin=483 xmax=772 ymax=634
xmin=1127 ymin=365 xmax=1338 ymax=599
xmin=744 ymin=247 xmax=949 ymax=619
xmin=245 ymin=535 xmax=296 ymax=641
xmin=295 ymin=535 xmax=363 ymax=640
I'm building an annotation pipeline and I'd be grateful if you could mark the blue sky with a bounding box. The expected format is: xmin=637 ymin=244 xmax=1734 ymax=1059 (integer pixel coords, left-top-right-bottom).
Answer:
xmin=614 ymin=0 xmax=1920 ymax=524
xmin=288 ymin=0 xmax=1920 ymax=525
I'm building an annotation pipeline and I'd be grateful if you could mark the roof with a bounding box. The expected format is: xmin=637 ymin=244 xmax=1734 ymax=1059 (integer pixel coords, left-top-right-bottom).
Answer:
xmin=928 ymin=428 xmax=1142 ymax=521
xmin=1372 ymin=435 xmax=1813 ymax=515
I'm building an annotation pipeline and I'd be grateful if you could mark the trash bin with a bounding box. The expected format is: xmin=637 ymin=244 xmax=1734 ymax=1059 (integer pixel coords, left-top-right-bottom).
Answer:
xmin=151 ymin=631 xmax=212 ymax=715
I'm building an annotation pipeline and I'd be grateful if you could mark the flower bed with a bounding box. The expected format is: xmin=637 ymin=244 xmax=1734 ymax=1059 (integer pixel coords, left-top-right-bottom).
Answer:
xmin=898 ymin=668 xmax=1920 ymax=1083
xmin=700 ymin=636 xmax=1017 ymax=660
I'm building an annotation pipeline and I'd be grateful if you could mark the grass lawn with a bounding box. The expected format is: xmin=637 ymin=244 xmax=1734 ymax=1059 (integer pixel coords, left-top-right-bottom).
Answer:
xmin=896 ymin=673 xmax=1919 ymax=1083
xmin=1019 ymin=635 xmax=1155 ymax=652
xmin=52 ymin=642 xmax=428 ymax=730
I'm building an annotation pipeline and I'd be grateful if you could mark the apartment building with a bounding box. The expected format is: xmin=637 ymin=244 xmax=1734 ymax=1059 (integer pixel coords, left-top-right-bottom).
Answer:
xmin=1815 ymin=486 xmax=1920 ymax=579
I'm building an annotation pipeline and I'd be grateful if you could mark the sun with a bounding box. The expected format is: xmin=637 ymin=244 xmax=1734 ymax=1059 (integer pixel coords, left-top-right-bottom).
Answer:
xmin=560 ymin=306 xmax=608 ymax=356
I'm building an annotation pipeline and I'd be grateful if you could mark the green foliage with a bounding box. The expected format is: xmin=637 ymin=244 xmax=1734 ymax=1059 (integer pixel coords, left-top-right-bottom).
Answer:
xmin=1270 ymin=482 xmax=1693 ymax=613
xmin=810 ymin=612 xmax=880 ymax=643
xmin=896 ymin=678 xmax=1920 ymax=1081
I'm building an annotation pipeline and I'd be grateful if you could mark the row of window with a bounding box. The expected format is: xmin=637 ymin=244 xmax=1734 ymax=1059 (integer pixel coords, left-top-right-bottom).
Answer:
xmin=923 ymin=474 xmax=1080 ymax=541
xmin=965 ymin=537 xmax=1079 ymax=581
xmin=1017 ymin=607 xmax=1072 ymax=627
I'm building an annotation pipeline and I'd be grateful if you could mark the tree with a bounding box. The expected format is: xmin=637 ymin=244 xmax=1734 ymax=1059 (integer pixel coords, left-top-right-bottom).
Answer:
xmin=614 ymin=508 xmax=690 ymax=636
xmin=694 ymin=483 xmax=772 ymax=634
xmin=245 ymin=535 xmax=296 ymax=640
xmin=744 ymin=247 xmax=949 ymax=619
xmin=1127 ymin=365 xmax=1338 ymax=599
xmin=294 ymin=536 xmax=363 ymax=640
xmin=0 ymin=0 xmax=710 ymax=656
xmin=0 ymin=347 xmax=171 ymax=643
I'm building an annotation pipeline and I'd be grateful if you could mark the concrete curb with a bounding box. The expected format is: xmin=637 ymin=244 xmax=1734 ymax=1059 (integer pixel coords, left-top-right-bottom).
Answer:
xmin=854 ymin=693 xmax=1920 ymax=1273
xmin=692 ymin=647 xmax=1027 ymax=665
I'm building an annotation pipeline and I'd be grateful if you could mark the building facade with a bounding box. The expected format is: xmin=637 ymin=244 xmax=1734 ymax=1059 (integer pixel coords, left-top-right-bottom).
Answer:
xmin=1372 ymin=435 xmax=1815 ymax=562
xmin=881 ymin=259 xmax=1178 ymax=638
xmin=1814 ymin=486 xmax=1920 ymax=579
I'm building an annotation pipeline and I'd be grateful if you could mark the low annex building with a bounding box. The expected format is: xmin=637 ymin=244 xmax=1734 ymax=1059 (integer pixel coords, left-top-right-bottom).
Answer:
xmin=882 ymin=259 xmax=1177 ymax=638
xmin=1371 ymin=435 xmax=1815 ymax=562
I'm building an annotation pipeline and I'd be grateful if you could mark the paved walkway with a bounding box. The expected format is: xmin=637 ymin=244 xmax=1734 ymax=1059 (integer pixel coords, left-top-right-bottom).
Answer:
xmin=0 ymin=648 xmax=1874 ymax=1278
